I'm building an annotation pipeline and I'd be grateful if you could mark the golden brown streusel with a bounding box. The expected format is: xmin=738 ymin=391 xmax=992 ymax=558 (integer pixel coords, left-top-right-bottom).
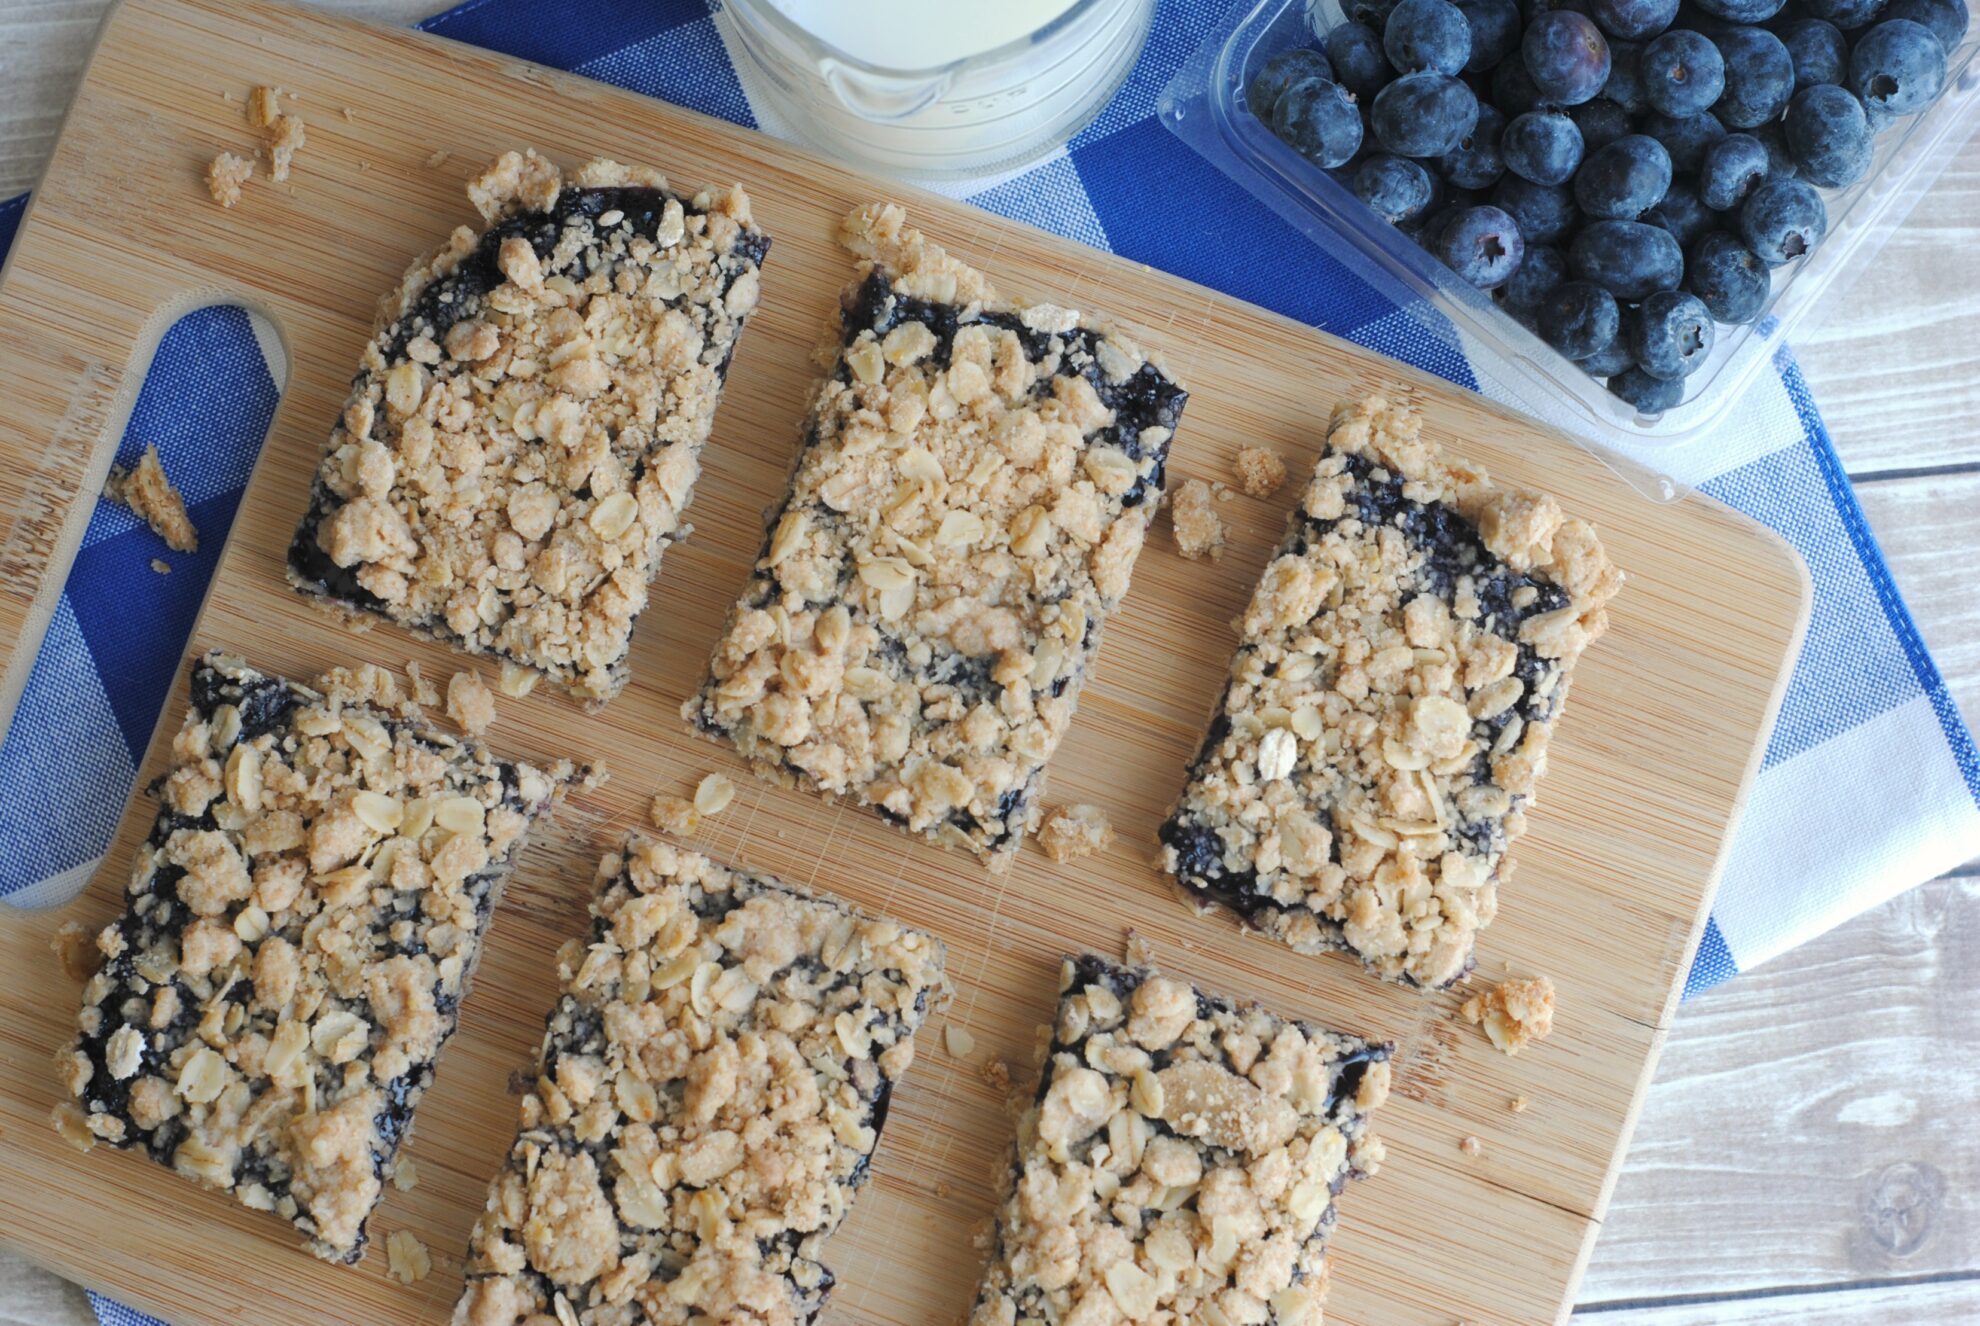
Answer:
xmin=1036 ymin=802 xmax=1115 ymax=864
xmin=686 ymin=203 xmax=1187 ymax=861
xmin=59 ymin=652 xmax=564 ymax=1262
xmin=1235 ymin=445 xmax=1288 ymax=498
xmin=105 ymin=446 xmax=198 ymax=552
xmin=288 ymin=150 xmax=768 ymax=703
xmin=968 ymin=955 xmax=1390 ymax=1326
xmin=1169 ymin=477 xmax=1225 ymax=560
xmin=1160 ymin=396 xmax=1621 ymax=987
xmin=452 ymin=838 xmax=946 ymax=1326
xmin=1461 ymin=975 xmax=1557 ymax=1055
xmin=205 ymin=152 xmax=253 ymax=208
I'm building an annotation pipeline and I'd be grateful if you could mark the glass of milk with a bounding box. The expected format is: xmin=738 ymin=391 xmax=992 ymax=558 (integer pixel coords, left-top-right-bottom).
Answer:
xmin=715 ymin=0 xmax=1154 ymax=180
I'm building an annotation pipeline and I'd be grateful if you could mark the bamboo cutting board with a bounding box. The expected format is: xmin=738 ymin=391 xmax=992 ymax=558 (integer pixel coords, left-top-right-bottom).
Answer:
xmin=0 ymin=1 xmax=1809 ymax=1322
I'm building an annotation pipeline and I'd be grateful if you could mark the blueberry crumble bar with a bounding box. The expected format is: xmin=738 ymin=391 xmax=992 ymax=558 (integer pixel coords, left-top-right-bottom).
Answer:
xmin=969 ymin=955 xmax=1391 ymax=1326
xmin=1160 ymin=396 xmax=1622 ymax=987
xmin=288 ymin=150 xmax=769 ymax=703
xmin=685 ymin=203 xmax=1188 ymax=859
xmin=452 ymin=838 xmax=947 ymax=1326
xmin=55 ymin=652 xmax=565 ymax=1261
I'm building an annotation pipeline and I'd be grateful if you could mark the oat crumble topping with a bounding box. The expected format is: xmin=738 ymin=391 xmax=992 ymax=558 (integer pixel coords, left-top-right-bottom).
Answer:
xmin=1169 ymin=477 xmax=1225 ymax=561
xmin=686 ymin=203 xmax=1187 ymax=860
xmin=1036 ymin=803 xmax=1115 ymax=865
xmin=105 ymin=446 xmax=198 ymax=552
xmin=288 ymin=150 xmax=769 ymax=703
xmin=58 ymin=652 xmax=563 ymax=1262
xmin=453 ymin=839 xmax=946 ymax=1326
xmin=1160 ymin=396 xmax=1621 ymax=987
xmin=447 ymin=670 xmax=497 ymax=736
xmin=1460 ymin=975 xmax=1556 ymax=1055
xmin=1235 ymin=447 xmax=1288 ymax=499
xmin=205 ymin=152 xmax=253 ymax=208
xmin=969 ymin=955 xmax=1390 ymax=1326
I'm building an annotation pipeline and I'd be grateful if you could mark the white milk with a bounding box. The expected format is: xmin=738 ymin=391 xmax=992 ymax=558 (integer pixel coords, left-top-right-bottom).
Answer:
xmin=763 ymin=0 xmax=1081 ymax=67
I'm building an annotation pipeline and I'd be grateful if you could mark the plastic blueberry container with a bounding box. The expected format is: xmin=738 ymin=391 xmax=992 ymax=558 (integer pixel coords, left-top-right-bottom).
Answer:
xmin=1159 ymin=0 xmax=1980 ymax=452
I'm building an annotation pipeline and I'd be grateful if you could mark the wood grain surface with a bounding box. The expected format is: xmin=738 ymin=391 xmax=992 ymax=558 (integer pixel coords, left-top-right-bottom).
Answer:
xmin=0 ymin=1 xmax=1812 ymax=1324
xmin=2 ymin=1 xmax=1976 ymax=1325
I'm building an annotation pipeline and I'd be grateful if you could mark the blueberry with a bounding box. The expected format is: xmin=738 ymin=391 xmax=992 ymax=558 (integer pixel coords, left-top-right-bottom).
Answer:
xmin=1644 ymin=174 xmax=1715 ymax=241
xmin=1799 ymin=0 xmax=1888 ymax=27
xmin=1493 ymin=54 xmax=1554 ymax=111
xmin=1581 ymin=332 xmax=1640 ymax=375
xmin=1279 ymin=79 xmax=1369 ymax=167
xmin=1436 ymin=204 xmax=1529 ymax=285
xmin=1373 ymin=71 xmax=1482 ymax=155
xmin=1273 ymin=76 xmax=1333 ymax=134
xmin=1784 ymin=83 xmax=1874 ymax=184
xmin=1643 ymin=108 xmax=1728 ymax=169
xmin=1573 ymin=96 xmax=1637 ymax=150
xmin=1494 ymin=174 xmax=1583 ymax=240
xmin=1739 ymin=175 xmax=1828 ymax=261
xmin=1698 ymin=132 xmax=1775 ymax=207
xmin=1538 ymin=279 xmax=1623 ymax=354
xmin=1526 ymin=0 xmax=1595 ymax=20
xmin=1610 ymin=365 xmax=1687 ymax=409
xmin=1753 ymin=118 xmax=1800 ymax=175
xmin=1886 ymin=0 xmax=1969 ymax=49
xmin=1603 ymin=41 xmax=1652 ymax=110
xmin=1441 ymin=104 xmax=1510 ymax=185
xmin=1571 ymin=218 xmax=1687 ymax=294
xmin=1355 ymin=153 xmax=1440 ymax=222
xmin=1455 ymin=0 xmax=1527 ymax=69
xmin=1525 ymin=11 xmax=1616 ymax=102
xmin=1629 ymin=289 xmax=1716 ymax=377
xmin=1591 ymin=0 xmax=1682 ymax=37
xmin=1501 ymin=241 xmax=1571 ymax=308
xmin=1642 ymin=29 xmax=1729 ymax=113
xmin=1328 ymin=22 xmax=1399 ymax=98
xmin=1850 ymin=19 xmax=1947 ymax=115
xmin=1575 ymin=133 xmax=1675 ymax=216
xmin=1504 ymin=110 xmax=1588 ymax=181
xmin=1251 ymin=47 xmax=1336 ymax=121
xmin=1780 ymin=18 xmax=1851 ymax=87
xmin=1685 ymin=229 xmax=1772 ymax=320
xmin=1712 ymin=26 xmax=1796 ymax=125
xmin=1386 ymin=0 xmax=1477 ymax=72
xmin=1348 ymin=0 xmax=1407 ymax=26
xmin=1690 ymin=0 xmax=1787 ymax=20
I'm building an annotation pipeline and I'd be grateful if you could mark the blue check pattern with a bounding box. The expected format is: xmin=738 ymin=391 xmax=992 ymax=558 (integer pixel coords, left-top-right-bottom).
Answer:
xmin=0 ymin=3 xmax=1969 ymax=1318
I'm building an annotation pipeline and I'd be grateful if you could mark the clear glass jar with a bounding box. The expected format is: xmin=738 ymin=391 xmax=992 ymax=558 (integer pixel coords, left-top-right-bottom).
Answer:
xmin=715 ymin=0 xmax=1155 ymax=180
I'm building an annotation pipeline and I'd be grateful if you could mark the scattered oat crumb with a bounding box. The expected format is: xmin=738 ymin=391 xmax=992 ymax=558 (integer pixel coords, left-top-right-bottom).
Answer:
xmin=1123 ymin=929 xmax=1155 ymax=968
xmin=944 ymin=1025 xmax=976 ymax=1058
xmin=649 ymin=793 xmax=700 ymax=838
xmin=579 ymin=764 xmax=610 ymax=791
xmin=979 ymin=1058 xmax=1013 ymax=1094
xmin=104 ymin=446 xmax=198 ymax=552
xmin=404 ymin=660 xmax=440 ymax=707
xmin=248 ymin=85 xmax=305 ymax=182
xmin=220 ymin=90 xmax=239 ymax=103
xmin=1459 ymin=1135 xmax=1483 ymax=1157
xmin=1510 ymin=1094 xmax=1530 ymax=1114
xmin=1170 ymin=478 xmax=1225 ymax=560
xmin=1215 ymin=484 xmax=1235 ymax=503
xmin=1037 ymin=802 xmax=1115 ymax=864
xmin=50 ymin=1101 xmax=95 ymax=1153
xmin=1461 ymin=975 xmax=1557 ymax=1056
xmin=51 ymin=921 xmax=97 ymax=982
xmin=497 ymin=661 xmax=538 ymax=697
xmin=694 ymin=772 xmax=736 ymax=816
xmin=1235 ymin=445 xmax=1288 ymax=497
xmin=385 ymin=1229 xmax=431 ymax=1284
xmin=358 ymin=160 xmax=371 ymax=171
xmin=149 ymin=557 xmax=171 ymax=575
xmin=204 ymin=151 xmax=253 ymax=208
xmin=247 ymin=85 xmax=282 ymax=129
xmin=341 ymin=106 xmax=355 ymax=122
xmin=391 ymin=1158 xmax=419 ymax=1192
xmin=446 ymin=670 xmax=496 ymax=735
xmin=424 ymin=148 xmax=451 ymax=168
xmin=935 ymin=1180 xmax=952 ymax=1198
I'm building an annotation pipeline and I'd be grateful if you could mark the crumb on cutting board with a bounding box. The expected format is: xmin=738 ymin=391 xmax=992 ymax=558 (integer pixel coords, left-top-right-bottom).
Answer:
xmin=51 ymin=921 xmax=97 ymax=982
xmin=497 ymin=661 xmax=537 ymax=698
xmin=248 ymin=85 xmax=305 ymax=182
xmin=694 ymin=772 xmax=735 ymax=816
xmin=650 ymin=793 xmax=700 ymax=838
xmin=403 ymin=660 xmax=440 ymax=707
xmin=204 ymin=152 xmax=253 ymax=208
xmin=944 ymin=1025 xmax=976 ymax=1058
xmin=1235 ymin=445 xmax=1288 ymax=497
xmin=385 ymin=1229 xmax=431 ymax=1284
xmin=1037 ymin=802 xmax=1115 ymax=864
xmin=104 ymin=446 xmax=198 ymax=552
xmin=1460 ymin=1135 xmax=1483 ymax=1157
xmin=1461 ymin=975 xmax=1557 ymax=1056
xmin=391 ymin=1157 xmax=419 ymax=1192
xmin=424 ymin=148 xmax=450 ymax=168
xmin=1170 ymin=477 xmax=1225 ymax=560
xmin=1510 ymin=1094 xmax=1530 ymax=1113
xmin=446 ymin=669 xmax=496 ymax=735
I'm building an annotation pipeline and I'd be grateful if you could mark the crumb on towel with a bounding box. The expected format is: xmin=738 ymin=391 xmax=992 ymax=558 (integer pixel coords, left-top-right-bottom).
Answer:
xmin=104 ymin=446 xmax=198 ymax=552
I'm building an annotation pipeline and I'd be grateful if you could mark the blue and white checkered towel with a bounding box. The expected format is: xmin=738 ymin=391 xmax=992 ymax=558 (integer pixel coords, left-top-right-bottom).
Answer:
xmin=0 ymin=2 xmax=1970 ymax=1319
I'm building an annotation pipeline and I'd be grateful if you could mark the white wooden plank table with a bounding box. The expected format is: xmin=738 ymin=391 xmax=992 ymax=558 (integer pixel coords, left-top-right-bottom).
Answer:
xmin=2 ymin=1 xmax=1975 ymax=1321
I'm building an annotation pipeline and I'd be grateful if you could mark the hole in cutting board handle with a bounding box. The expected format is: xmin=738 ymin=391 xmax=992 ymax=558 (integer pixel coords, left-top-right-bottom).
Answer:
xmin=0 ymin=303 xmax=289 ymax=911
